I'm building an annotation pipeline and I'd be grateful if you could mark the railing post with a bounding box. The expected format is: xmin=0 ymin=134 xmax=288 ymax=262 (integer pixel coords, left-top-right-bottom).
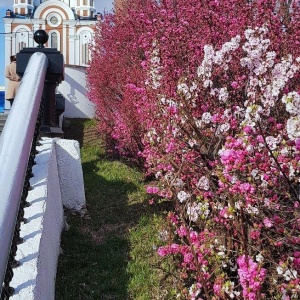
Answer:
xmin=16 ymin=29 xmax=64 ymax=135
xmin=43 ymin=81 xmax=57 ymax=126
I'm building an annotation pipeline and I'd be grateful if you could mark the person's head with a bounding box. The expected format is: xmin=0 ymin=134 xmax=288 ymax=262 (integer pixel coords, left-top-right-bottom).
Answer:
xmin=10 ymin=55 xmax=16 ymax=62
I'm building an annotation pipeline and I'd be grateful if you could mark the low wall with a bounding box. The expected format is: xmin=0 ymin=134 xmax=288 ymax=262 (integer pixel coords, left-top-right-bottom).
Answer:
xmin=9 ymin=137 xmax=85 ymax=300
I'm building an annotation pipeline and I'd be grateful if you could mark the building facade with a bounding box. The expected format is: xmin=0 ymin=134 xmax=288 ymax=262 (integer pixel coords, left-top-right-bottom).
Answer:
xmin=3 ymin=0 xmax=102 ymax=68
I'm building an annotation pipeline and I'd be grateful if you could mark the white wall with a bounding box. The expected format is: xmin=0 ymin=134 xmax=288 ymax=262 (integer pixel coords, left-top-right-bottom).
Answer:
xmin=5 ymin=66 xmax=96 ymax=117
xmin=57 ymin=66 xmax=95 ymax=118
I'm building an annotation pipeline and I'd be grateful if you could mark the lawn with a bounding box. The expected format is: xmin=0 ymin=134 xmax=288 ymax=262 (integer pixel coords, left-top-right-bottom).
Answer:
xmin=55 ymin=119 xmax=175 ymax=300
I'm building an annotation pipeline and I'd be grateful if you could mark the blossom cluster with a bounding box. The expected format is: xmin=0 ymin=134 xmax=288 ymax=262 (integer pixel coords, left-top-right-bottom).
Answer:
xmin=237 ymin=255 xmax=266 ymax=299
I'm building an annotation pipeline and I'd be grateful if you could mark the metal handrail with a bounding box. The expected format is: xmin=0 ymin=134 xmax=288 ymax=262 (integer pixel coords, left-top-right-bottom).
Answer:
xmin=0 ymin=52 xmax=49 ymax=295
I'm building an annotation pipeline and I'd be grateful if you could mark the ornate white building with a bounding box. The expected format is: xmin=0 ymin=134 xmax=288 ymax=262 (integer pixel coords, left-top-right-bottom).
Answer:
xmin=3 ymin=0 xmax=102 ymax=68
xmin=2 ymin=0 xmax=103 ymax=117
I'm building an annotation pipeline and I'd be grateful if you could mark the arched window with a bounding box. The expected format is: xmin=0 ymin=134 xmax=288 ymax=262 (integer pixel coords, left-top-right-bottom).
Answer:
xmin=50 ymin=32 xmax=58 ymax=49
xmin=82 ymin=43 xmax=89 ymax=65
xmin=19 ymin=41 xmax=26 ymax=51
xmin=78 ymin=29 xmax=93 ymax=66
xmin=15 ymin=29 xmax=29 ymax=53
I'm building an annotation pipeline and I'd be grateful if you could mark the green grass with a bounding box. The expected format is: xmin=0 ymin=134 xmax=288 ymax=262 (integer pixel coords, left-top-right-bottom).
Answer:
xmin=55 ymin=119 xmax=175 ymax=300
xmin=127 ymin=214 xmax=178 ymax=300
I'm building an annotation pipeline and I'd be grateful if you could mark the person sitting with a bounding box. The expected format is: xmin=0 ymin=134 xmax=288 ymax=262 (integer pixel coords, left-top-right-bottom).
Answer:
xmin=5 ymin=55 xmax=21 ymax=106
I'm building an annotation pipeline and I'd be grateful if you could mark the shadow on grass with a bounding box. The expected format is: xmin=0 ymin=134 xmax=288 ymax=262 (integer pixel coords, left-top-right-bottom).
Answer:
xmin=55 ymin=155 xmax=151 ymax=300
xmin=62 ymin=118 xmax=85 ymax=146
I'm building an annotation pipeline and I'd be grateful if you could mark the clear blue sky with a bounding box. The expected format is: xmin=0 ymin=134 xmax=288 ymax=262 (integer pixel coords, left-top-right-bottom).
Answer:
xmin=0 ymin=0 xmax=114 ymax=86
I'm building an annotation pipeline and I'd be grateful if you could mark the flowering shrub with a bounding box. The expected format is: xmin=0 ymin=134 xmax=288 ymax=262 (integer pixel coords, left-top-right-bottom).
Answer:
xmin=88 ymin=0 xmax=300 ymax=298
xmin=151 ymin=25 xmax=300 ymax=299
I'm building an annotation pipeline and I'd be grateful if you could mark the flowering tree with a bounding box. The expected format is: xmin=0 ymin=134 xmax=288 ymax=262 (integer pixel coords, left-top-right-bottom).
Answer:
xmin=88 ymin=0 xmax=300 ymax=298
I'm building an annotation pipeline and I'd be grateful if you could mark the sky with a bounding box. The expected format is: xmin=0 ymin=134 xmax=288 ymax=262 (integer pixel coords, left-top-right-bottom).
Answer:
xmin=0 ymin=0 xmax=114 ymax=86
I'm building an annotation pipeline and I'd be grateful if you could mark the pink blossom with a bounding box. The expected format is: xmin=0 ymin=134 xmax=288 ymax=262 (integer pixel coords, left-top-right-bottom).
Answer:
xmin=231 ymin=81 xmax=239 ymax=89
xmin=146 ymin=186 xmax=160 ymax=194
xmin=157 ymin=246 xmax=169 ymax=257
xmin=244 ymin=125 xmax=253 ymax=134
xmin=237 ymin=255 xmax=266 ymax=299
xmin=263 ymin=217 xmax=273 ymax=228
xmin=295 ymin=139 xmax=300 ymax=150
xmin=177 ymin=226 xmax=188 ymax=237
xmin=250 ymin=229 xmax=261 ymax=240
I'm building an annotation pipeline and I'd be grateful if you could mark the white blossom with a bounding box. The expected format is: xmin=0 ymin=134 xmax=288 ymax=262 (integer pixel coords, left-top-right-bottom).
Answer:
xmin=276 ymin=266 xmax=284 ymax=275
xmin=256 ymin=253 xmax=264 ymax=263
xmin=197 ymin=176 xmax=210 ymax=190
xmin=217 ymin=251 xmax=226 ymax=258
xmin=219 ymin=123 xmax=230 ymax=133
xmin=187 ymin=202 xmax=210 ymax=222
xmin=246 ymin=204 xmax=259 ymax=215
xmin=177 ymin=191 xmax=190 ymax=203
xmin=289 ymin=165 xmax=296 ymax=180
xmin=187 ymin=202 xmax=200 ymax=222
xmin=203 ymin=79 xmax=213 ymax=88
xmin=177 ymin=83 xmax=189 ymax=94
xmin=283 ymin=269 xmax=297 ymax=281
xmin=147 ymin=40 xmax=162 ymax=89
xmin=282 ymin=92 xmax=300 ymax=115
xmin=202 ymin=112 xmax=212 ymax=124
xmin=188 ymin=139 xmax=198 ymax=148
xmin=218 ymin=87 xmax=229 ymax=102
xmin=251 ymin=169 xmax=259 ymax=179
xmin=265 ymin=136 xmax=279 ymax=150
xmin=287 ymin=116 xmax=300 ymax=140
xmin=188 ymin=283 xmax=201 ymax=300
xmin=194 ymin=119 xmax=203 ymax=129
xmin=173 ymin=178 xmax=184 ymax=188
xmin=244 ymin=105 xmax=263 ymax=125
xmin=177 ymin=83 xmax=192 ymax=99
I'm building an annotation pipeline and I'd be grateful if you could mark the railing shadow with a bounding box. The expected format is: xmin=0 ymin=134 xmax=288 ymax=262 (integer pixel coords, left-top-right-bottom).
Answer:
xmin=13 ymin=279 xmax=36 ymax=295
xmin=55 ymin=155 xmax=152 ymax=300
